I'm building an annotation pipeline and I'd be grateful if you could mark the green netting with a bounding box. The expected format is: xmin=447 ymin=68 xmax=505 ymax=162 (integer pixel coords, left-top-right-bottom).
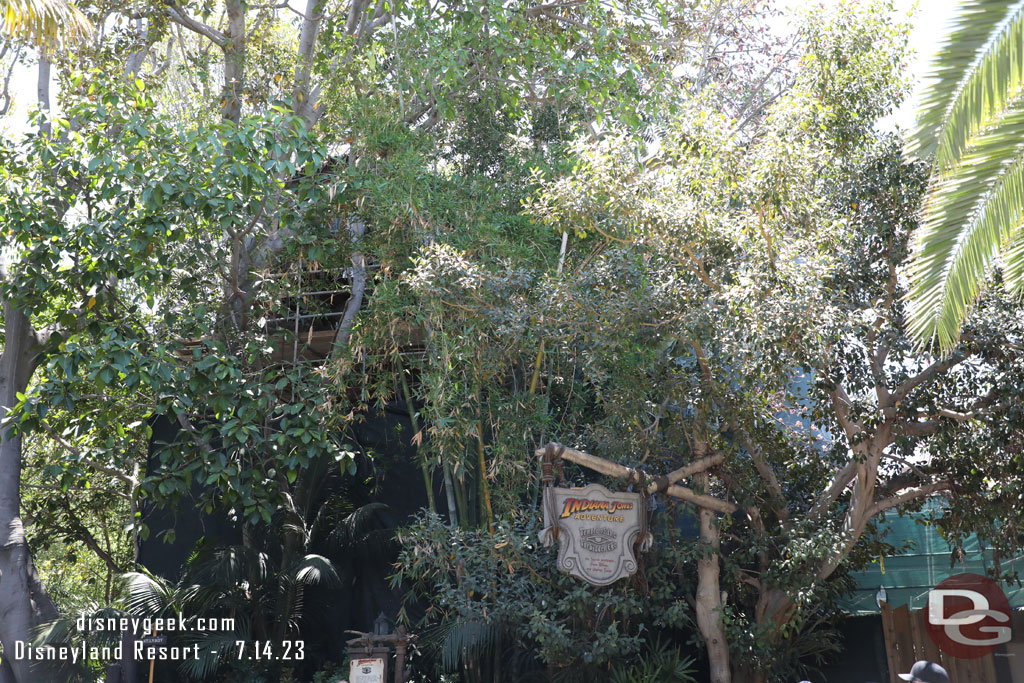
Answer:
xmin=838 ymin=497 xmax=1024 ymax=615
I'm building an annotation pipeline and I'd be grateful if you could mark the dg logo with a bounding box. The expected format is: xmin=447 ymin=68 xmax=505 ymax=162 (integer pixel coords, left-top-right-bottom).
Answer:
xmin=926 ymin=573 xmax=1012 ymax=659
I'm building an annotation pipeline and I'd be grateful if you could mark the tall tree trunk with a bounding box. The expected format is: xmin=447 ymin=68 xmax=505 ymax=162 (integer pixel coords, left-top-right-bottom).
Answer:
xmin=36 ymin=55 xmax=50 ymax=137
xmin=221 ymin=0 xmax=245 ymax=123
xmin=694 ymin=474 xmax=731 ymax=683
xmin=0 ymin=304 xmax=62 ymax=683
xmin=293 ymin=0 xmax=324 ymax=127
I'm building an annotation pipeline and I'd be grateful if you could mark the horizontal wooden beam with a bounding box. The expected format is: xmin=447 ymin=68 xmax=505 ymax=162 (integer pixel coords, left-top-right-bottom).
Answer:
xmin=535 ymin=442 xmax=736 ymax=514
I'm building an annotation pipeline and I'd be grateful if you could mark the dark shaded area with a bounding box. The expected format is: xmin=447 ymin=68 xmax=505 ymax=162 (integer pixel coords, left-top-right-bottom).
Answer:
xmin=138 ymin=416 xmax=242 ymax=580
xmin=139 ymin=401 xmax=444 ymax=681
xmin=817 ymin=616 xmax=888 ymax=683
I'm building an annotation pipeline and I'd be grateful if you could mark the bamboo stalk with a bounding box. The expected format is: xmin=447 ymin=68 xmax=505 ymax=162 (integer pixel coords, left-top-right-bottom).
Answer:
xmin=528 ymin=340 xmax=545 ymax=395
xmin=398 ymin=357 xmax=435 ymax=514
xmin=476 ymin=421 xmax=495 ymax=533
xmin=528 ymin=232 xmax=568 ymax=396
xmin=442 ymin=459 xmax=458 ymax=526
xmin=454 ymin=462 xmax=470 ymax=528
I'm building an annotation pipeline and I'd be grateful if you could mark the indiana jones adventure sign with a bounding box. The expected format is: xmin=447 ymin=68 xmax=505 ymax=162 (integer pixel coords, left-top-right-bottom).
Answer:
xmin=540 ymin=483 xmax=649 ymax=586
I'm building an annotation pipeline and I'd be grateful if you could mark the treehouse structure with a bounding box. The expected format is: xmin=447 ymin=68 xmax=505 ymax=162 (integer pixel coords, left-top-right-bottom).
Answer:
xmin=139 ymin=260 xmax=439 ymax=679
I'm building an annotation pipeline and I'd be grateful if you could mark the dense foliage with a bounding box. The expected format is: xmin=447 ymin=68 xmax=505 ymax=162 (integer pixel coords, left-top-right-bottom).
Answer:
xmin=2 ymin=2 xmax=1024 ymax=683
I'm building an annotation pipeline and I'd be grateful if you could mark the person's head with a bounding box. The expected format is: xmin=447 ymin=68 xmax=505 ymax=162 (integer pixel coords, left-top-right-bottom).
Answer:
xmin=899 ymin=661 xmax=950 ymax=683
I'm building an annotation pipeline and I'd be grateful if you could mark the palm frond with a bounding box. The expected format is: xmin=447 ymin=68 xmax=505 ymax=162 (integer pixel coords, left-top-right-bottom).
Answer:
xmin=124 ymin=571 xmax=176 ymax=617
xmin=608 ymin=638 xmax=697 ymax=683
xmin=439 ymin=618 xmax=503 ymax=673
xmin=1004 ymin=224 xmax=1024 ymax=288
xmin=907 ymin=1 xmax=1024 ymax=350
xmin=0 ymin=0 xmax=92 ymax=49
xmin=935 ymin=5 xmax=1024 ymax=171
xmin=908 ymin=104 xmax=1024 ymax=348
xmin=908 ymin=0 xmax=1021 ymax=160
xmin=33 ymin=604 xmax=107 ymax=646
xmin=188 ymin=544 xmax=269 ymax=587
xmin=176 ymin=631 xmax=249 ymax=681
xmin=292 ymin=553 xmax=341 ymax=588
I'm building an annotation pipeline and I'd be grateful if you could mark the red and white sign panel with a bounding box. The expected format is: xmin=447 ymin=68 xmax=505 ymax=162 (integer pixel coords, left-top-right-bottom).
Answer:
xmin=926 ymin=572 xmax=1011 ymax=659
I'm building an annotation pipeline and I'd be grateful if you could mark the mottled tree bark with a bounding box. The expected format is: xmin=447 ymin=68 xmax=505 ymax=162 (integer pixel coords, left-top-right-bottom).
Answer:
xmin=222 ymin=0 xmax=246 ymax=123
xmin=694 ymin=472 xmax=731 ymax=683
xmin=0 ymin=304 xmax=62 ymax=683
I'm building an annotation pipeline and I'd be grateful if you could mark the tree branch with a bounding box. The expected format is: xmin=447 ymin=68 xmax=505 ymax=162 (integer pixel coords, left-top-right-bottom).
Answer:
xmin=57 ymin=497 xmax=124 ymax=574
xmin=164 ymin=2 xmax=227 ymax=47
xmin=869 ymin=480 xmax=951 ymax=517
xmin=331 ymin=217 xmax=367 ymax=357
xmin=734 ymin=426 xmax=787 ymax=519
xmin=38 ymin=422 xmax=137 ymax=488
xmin=890 ymin=353 xmax=965 ymax=404
xmin=808 ymin=459 xmax=858 ymax=521
xmin=292 ymin=0 xmax=325 ymax=126
xmin=899 ymin=385 xmax=1002 ymax=436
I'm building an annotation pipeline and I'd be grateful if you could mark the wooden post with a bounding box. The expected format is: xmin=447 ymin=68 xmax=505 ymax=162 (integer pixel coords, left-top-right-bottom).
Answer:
xmin=119 ymin=629 xmax=138 ymax=683
xmin=393 ymin=626 xmax=408 ymax=683
xmin=879 ymin=602 xmax=900 ymax=683
xmin=148 ymin=628 xmax=157 ymax=683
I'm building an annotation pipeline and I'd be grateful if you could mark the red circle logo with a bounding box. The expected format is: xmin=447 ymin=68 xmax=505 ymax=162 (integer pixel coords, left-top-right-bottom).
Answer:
xmin=926 ymin=573 xmax=1012 ymax=659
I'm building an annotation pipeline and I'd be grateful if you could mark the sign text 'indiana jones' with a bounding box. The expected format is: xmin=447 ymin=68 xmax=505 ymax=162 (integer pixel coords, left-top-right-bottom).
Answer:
xmin=541 ymin=483 xmax=650 ymax=586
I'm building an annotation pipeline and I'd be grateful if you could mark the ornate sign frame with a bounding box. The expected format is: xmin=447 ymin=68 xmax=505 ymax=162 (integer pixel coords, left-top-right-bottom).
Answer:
xmin=540 ymin=483 xmax=651 ymax=586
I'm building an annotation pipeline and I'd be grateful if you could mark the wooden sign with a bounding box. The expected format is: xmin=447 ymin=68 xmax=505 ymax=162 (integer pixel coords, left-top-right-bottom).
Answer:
xmin=349 ymin=657 xmax=385 ymax=683
xmin=540 ymin=483 xmax=649 ymax=586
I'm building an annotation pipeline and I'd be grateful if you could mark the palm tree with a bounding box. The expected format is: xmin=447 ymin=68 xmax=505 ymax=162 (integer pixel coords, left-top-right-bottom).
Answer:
xmin=1 ymin=0 xmax=92 ymax=48
xmin=905 ymin=0 xmax=1024 ymax=351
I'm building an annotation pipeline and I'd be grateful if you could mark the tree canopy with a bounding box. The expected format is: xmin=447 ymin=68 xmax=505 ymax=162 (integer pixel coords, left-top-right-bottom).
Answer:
xmin=1 ymin=2 xmax=1024 ymax=683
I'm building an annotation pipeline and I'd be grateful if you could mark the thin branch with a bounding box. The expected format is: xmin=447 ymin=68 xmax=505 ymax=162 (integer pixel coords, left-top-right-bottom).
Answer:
xmin=899 ymin=385 xmax=1002 ymax=436
xmin=890 ymin=353 xmax=965 ymax=404
xmin=57 ymin=497 xmax=124 ymax=574
xmin=827 ymin=379 xmax=865 ymax=442
xmin=175 ymin=411 xmax=215 ymax=455
xmin=38 ymin=422 xmax=137 ymax=488
xmin=681 ymin=241 xmax=720 ymax=290
xmin=524 ymin=0 xmax=586 ymax=18
xmin=0 ymin=43 xmax=21 ymax=117
xmin=869 ymin=480 xmax=952 ymax=517
xmin=331 ymin=217 xmax=368 ymax=356
xmin=735 ymin=426 xmax=787 ymax=521
xmin=879 ymin=454 xmax=929 ymax=483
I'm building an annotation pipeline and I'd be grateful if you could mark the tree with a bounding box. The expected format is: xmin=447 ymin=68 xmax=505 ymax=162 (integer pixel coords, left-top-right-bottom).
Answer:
xmin=0 ymin=1 xmax=882 ymax=681
xmin=0 ymin=82 xmax=339 ymax=682
xmin=394 ymin=3 xmax=1024 ymax=682
xmin=1 ymin=2 xmax=779 ymax=681
xmin=906 ymin=0 xmax=1024 ymax=351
